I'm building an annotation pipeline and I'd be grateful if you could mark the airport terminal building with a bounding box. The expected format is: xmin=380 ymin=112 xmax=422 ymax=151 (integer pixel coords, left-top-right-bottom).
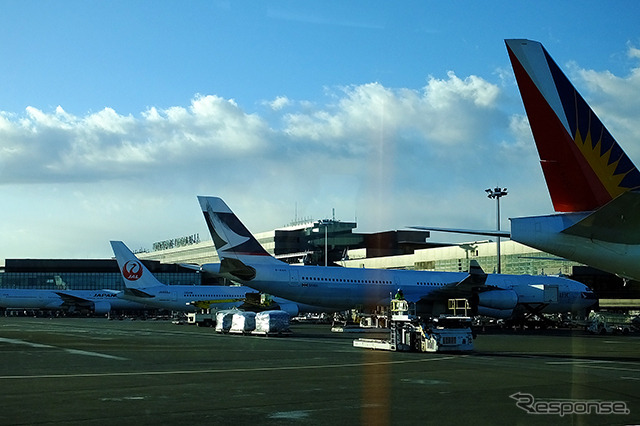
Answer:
xmin=1 ymin=218 xmax=637 ymax=300
xmin=0 ymin=258 xmax=201 ymax=291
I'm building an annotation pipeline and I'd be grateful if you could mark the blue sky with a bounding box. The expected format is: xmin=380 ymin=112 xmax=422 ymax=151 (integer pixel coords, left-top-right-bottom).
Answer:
xmin=1 ymin=1 xmax=640 ymax=261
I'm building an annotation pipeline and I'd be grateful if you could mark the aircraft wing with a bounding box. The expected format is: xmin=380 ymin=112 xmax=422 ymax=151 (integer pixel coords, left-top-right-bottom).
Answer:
xmin=54 ymin=292 xmax=94 ymax=309
xmin=409 ymin=226 xmax=511 ymax=238
xmin=562 ymin=190 xmax=640 ymax=244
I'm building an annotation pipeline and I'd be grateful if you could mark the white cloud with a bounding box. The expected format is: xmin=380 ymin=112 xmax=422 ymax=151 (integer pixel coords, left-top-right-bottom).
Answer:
xmin=628 ymin=44 xmax=640 ymax=60
xmin=1 ymin=65 xmax=638 ymax=260
xmin=425 ymin=71 xmax=499 ymax=108
xmin=268 ymin=96 xmax=292 ymax=111
xmin=283 ymin=73 xmax=502 ymax=157
xmin=0 ymin=94 xmax=275 ymax=184
xmin=84 ymin=107 xmax=135 ymax=134
xmin=570 ymin=50 xmax=640 ymax=160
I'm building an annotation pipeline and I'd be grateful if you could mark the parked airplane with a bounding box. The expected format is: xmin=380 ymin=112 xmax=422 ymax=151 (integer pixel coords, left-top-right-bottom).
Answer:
xmin=110 ymin=240 xmax=328 ymax=316
xmin=0 ymin=288 xmax=147 ymax=314
xmin=506 ymin=38 xmax=640 ymax=281
xmin=197 ymin=196 xmax=596 ymax=319
xmin=414 ymin=40 xmax=640 ymax=282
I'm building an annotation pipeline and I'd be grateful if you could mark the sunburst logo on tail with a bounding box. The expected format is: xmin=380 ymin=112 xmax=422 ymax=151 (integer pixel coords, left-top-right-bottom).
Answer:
xmin=574 ymin=128 xmax=627 ymax=199
xmin=571 ymin=102 xmax=640 ymax=200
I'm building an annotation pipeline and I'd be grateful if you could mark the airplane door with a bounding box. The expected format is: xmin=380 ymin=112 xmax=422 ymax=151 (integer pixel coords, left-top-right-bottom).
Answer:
xmin=289 ymin=269 xmax=300 ymax=287
xmin=159 ymin=292 xmax=177 ymax=302
xmin=544 ymin=285 xmax=558 ymax=303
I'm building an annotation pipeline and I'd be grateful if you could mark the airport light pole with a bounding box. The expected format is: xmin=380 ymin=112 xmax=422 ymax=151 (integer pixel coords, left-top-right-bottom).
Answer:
xmin=314 ymin=220 xmax=329 ymax=267
xmin=485 ymin=187 xmax=508 ymax=274
xmin=324 ymin=224 xmax=328 ymax=267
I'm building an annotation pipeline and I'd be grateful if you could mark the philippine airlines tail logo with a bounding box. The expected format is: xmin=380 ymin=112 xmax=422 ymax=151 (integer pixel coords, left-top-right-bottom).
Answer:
xmin=505 ymin=39 xmax=640 ymax=212
xmin=122 ymin=260 xmax=143 ymax=281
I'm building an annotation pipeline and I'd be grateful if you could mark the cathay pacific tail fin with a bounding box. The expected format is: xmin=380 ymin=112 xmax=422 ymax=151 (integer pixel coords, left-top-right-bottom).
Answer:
xmin=505 ymin=39 xmax=640 ymax=212
xmin=197 ymin=196 xmax=285 ymax=266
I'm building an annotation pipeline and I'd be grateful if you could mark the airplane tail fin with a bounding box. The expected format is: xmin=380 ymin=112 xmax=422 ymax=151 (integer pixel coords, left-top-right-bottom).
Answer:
xmin=110 ymin=241 xmax=165 ymax=290
xmin=53 ymin=275 xmax=68 ymax=290
xmin=197 ymin=196 xmax=284 ymax=266
xmin=505 ymin=39 xmax=640 ymax=212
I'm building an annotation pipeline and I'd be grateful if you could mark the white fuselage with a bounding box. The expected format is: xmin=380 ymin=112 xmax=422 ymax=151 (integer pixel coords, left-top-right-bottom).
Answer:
xmin=212 ymin=259 xmax=595 ymax=315
xmin=118 ymin=284 xmax=328 ymax=315
xmin=511 ymin=215 xmax=640 ymax=282
xmin=0 ymin=289 xmax=147 ymax=312
xmin=119 ymin=285 xmax=253 ymax=312
xmin=0 ymin=289 xmax=63 ymax=309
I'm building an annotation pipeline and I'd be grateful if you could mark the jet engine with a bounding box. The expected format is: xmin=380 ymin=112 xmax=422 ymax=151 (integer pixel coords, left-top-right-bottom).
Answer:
xmin=93 ymin=301 xmax=112 ymax=315
xmin=276 ymin=302 xmax=299 ymax=317
xmin=474 ymin=289 xmax=518 ymax=319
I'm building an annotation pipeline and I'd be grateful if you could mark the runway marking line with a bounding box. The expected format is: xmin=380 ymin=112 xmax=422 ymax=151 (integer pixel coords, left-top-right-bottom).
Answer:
xmin=0 ymin=355 xmax=458 ymax=380
xmin=546 ymin=359 xmax=640 ymax=373
xmin=0 ymin=337 xmax=128 ymax=361
xmin=546 ymin=360 xmax=617 ymax=365
xmin=578 ymin=365 xmax=640 ymax=373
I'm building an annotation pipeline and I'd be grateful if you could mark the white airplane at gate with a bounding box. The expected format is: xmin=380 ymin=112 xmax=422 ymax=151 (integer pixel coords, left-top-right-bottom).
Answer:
xmin=110 ymin=240 xmax=329 ymax=316
xmin=414 ymin=40 xmax=640 ymax=282
xmin=198 ymin=196 xmax=597 ymax=319
xmin=0 ymin=288 xmax=147 ymax=314
xmin=505 ymin=39 xmax=640 ymax=282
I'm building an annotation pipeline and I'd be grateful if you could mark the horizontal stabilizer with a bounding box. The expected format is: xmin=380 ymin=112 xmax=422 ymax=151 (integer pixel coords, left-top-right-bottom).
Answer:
xmin=562 ymin=190 xmax=640 ymax=244
xmin=178 ymin=263 xmax=201 ymax=271
xmin=409 ymin=226 xmax=511 ymax=238
xmin=220 ymin=258 xmax=257 ymax=281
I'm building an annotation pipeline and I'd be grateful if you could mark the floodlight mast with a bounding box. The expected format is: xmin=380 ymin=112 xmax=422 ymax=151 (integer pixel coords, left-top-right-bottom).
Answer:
xmin=486 ymin=187 xmax=508 ymax=273
xmin=316 ymin=219 xmax=329 ymax=267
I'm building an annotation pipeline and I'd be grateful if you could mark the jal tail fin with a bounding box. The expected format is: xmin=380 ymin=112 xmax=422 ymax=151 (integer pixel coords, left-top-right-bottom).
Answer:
xmin=505 ymin=39 xmax=640 ymax=212
xmin=110 ymin=240 xmax=165 ymax=290
xmin=197 ymin=196 xmax=283 ymax=265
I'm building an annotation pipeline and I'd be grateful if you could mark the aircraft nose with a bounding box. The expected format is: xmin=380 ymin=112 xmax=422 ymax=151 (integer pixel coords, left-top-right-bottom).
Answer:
xmin=580 ymin=289 xmax=598 ymax=308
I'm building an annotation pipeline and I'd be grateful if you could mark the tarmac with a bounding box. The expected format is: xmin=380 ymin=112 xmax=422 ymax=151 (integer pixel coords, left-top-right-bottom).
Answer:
xmin=0 ymin=317 xmax=638 ymax=426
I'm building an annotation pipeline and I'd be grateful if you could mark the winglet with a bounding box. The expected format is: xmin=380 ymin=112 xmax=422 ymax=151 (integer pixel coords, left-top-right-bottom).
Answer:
xmin=110 ymin=241 xmax=165 ymax=290
xmin=505 ymin=39 xmax=640 ymax=212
